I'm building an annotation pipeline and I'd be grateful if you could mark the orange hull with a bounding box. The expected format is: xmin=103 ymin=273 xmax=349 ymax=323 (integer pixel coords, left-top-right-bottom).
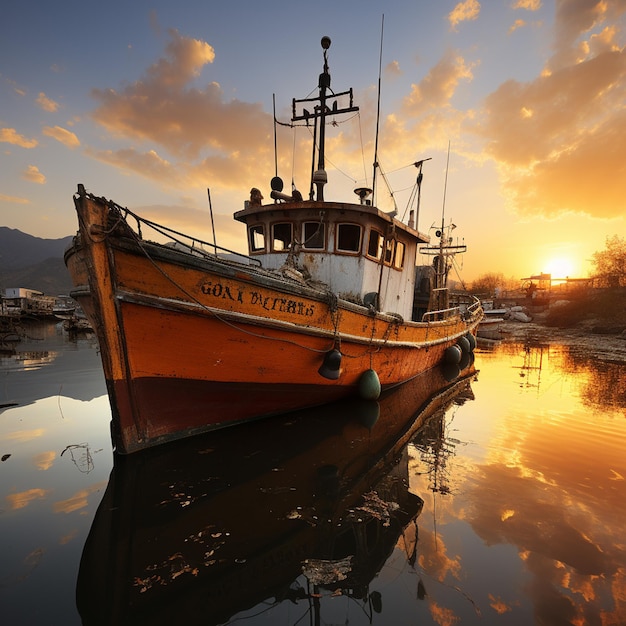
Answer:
xmin=65 ymin=189 xmax=481 ymax=452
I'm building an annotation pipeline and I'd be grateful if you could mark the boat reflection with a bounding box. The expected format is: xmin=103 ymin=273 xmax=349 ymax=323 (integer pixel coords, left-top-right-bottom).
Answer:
xmin=77 ymin=363 xmax=476 ymax=625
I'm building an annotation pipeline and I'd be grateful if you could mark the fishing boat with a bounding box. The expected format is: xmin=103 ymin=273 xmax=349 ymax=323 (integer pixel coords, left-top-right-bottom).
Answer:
xmin=64 ymin=36 xmax=482 ymax=453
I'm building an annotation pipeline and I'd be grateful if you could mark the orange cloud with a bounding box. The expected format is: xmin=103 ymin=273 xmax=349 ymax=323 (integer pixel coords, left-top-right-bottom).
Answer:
xmin=404 ymin=50 xmax=475 ymax=116
xmin=471 ymin=41 xmax=626 ymax=218
xmin=0 ymin=193 xmax=30 ymax=204
xmin=418 ymin=527 xmax=462 ymax=583
xmin=22 ymin=164 xmax=46 ymax=184
xmin=448 ymin=0 xmax=481 ymax=31
xmin=53 ymin=481 xmax=107 ymax=514
xmin=489 ymin=593 xmax=513 ymax=614
xmin=91 ymin=29 xmax=270 ymax=163
xmin=6 ymin=488 xmax=50 ymax=510
xmin=549 ymin=0 xmax=625 ymax=72
xmin=34 ymin=451 xmax=56 ymax=470
xmin=512 ymin=0 xmax=541 ymax=10
xmin=36 ymin=92 xmax=59 ymax=112
xmin=86 ymin=147 xmax=175 ymax=182
xmin=0 ymin=127 xmax=38 ymax=148
xmin=509 ymin=19 xmax=527 ymax=34
xmin=4 ymin=428 xmax=45 ymax=442
xmin=42 ymin=125 xmax=80 ymax=148
xmin=429 ymin=600 xmax=460 ymax=626
xmin=370 ymin=50 xmax=477 ymax=166
xmin=87 ymin=29 xmax=276 ymax=194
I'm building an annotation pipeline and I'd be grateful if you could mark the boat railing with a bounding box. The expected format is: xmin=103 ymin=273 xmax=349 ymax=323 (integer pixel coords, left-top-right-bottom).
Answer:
xmin=86 ymin=189 xmax=262 ymax=268
xmin=421 ymin=297 xmax=482 ymax=323
xmin=122 ymin=207 xmax=263 ymax=267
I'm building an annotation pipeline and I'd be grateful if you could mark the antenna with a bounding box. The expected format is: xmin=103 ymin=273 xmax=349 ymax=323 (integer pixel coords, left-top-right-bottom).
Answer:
xmin=441 ymin=140 xmax=451 ymax=229
xmin=372 ymin=14 xmax=384 ymax=204
xmin=272 ymin=94 xmax=278 ymax=179
xmin=207 ymin=188 xmax=217 ymax=255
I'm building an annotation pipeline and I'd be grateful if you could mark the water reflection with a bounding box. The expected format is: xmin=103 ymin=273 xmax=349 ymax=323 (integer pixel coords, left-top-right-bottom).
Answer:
xmin=413 ymin=341 xmax=626 ymax=625
xmin=77 ymin=366 xmax=477 ymax=626
xmin=0 ymin=321 xmax=101 ymax=410
xmin=2 ymin=330 xmax=625 ymax=625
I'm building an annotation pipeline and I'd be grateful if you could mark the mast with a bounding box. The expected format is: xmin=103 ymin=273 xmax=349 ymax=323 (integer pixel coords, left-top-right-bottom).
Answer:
xmin=372 ymin=15 xmax=384 ymax=204
xmin=292 ymin=37 xmax=359 ymax=201
xmin=418 ymin=145 xmax=466 ymax=312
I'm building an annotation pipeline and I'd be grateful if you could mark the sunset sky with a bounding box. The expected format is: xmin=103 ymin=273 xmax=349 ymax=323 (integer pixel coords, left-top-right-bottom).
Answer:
xmin=1 ymin=0 xmax=625 ymax=282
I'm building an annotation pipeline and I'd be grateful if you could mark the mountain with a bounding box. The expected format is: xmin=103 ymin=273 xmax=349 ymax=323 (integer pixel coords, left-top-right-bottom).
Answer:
xmin=0 ymin=227 xmax=75 ymax=296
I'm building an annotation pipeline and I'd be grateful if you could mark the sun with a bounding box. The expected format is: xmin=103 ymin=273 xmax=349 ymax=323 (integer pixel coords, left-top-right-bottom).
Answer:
xmin=544 ymin=257 xmax=575 ymax=279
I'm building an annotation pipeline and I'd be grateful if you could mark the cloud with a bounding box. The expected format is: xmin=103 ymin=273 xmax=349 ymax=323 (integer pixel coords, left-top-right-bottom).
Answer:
xmin=404 ymin=49 xmax=475 ymax=115
xmin=91 ymin=29 xmax=270 ymax=160
xmin=512 ymin=0 xmax=542 ymax=9
xmin=34 ymin=451 xmax=56 ymax=470
xmin=374 ymin=49 xmax=477 ymax=160
xmin=22 ymin=165 xmax=46 ymax=184
xmin=385 ymin=60 xmax=402 ymax=78
xmin=448 ymin=0 xmax=481 ymax=31
xmin=475 ymin=44 xmax=626 ymax=218
xmin=87 ymin=28 xmax=275 ymax=193
xmin=87 ymin=147 xmax=177 ymax=182
xmin=0 ymin=127 xmax=38 ymax=148
xmin=36 ymin=92 xmax=59 ymax=112
xmin=549 ymin=0 xmax=626 ymax=71
xmin=3 ymin=428 xmax=45 ymax=442
xmin=0 ymin=193 xmax=30 ymax=204
xmin=509 ymin=19 xmax=527 ymax=34
xmin=470 ymin=4 xmax=626 ymax=220
xmin=42 ymin=125 xmax=80 ymax=148
xmin=6 ymin=488 xmax=50 ymax=510
xmin=53 ymin=481 xmax=107 ymax=514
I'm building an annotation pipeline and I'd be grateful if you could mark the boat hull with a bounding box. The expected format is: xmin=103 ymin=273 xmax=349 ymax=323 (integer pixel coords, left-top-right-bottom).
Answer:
xmin=65 ymin=190 xmax=482 ymax=452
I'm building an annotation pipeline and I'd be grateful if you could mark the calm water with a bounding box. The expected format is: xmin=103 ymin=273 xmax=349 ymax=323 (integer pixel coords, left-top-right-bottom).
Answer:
xmin=1 ymin=321 xmax=625 ymax=625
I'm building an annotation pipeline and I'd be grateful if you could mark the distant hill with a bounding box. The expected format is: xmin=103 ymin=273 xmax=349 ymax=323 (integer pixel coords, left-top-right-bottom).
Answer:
xmin=0 ymin=227 xmax=75 ymax=296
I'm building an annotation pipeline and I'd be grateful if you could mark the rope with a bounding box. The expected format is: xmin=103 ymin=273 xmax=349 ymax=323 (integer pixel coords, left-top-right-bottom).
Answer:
xmin=91 ymin=200 xmax=339 ymax=355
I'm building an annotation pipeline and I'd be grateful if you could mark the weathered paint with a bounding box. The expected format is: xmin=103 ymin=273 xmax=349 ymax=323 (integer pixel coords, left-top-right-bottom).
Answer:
xmin=65 ymin=191 xmax=482 ymax=453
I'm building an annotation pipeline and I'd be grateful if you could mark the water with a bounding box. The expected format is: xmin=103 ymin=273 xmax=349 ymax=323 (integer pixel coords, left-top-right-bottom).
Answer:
xmin=1 ymin=321 xmax=625 ymax=625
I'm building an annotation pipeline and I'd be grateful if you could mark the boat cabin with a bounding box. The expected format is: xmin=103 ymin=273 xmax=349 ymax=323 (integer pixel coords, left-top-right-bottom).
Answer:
xmin=233 ymin=35 xmax=434 ymax=323
xmin=234 ymin=190 xmax=429 ymax=321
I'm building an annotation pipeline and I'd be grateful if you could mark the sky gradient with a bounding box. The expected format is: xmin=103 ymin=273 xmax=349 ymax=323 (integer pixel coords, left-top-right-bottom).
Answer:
xmin=1 ymin=0 xmax=625 ymax=282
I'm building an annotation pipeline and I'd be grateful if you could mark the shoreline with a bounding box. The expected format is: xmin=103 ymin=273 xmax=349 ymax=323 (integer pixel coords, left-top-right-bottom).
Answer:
xmin=483 ymin=314 xmax=626 ymax=364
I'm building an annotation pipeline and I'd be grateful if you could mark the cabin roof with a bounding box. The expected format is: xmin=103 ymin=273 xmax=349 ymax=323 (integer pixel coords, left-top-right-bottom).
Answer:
xmin=234 ymin=200 xmax=430 ymax=244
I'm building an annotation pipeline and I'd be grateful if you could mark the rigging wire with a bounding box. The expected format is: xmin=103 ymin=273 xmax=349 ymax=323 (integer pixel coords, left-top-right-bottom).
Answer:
xmin=357 ymin=112 xmax=369 ymax=187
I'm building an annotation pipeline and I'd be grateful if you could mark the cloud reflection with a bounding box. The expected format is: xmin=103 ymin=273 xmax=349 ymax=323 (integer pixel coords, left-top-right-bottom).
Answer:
xmin=53 ymin=481 xmax=107 ymax=514
xmin=462 ymin=342 xmax=626 ymax=624
xmin=34 ymin=451 xmax=56 ymax=470
xmin=6 ymin=488 xmax=50 ymax=510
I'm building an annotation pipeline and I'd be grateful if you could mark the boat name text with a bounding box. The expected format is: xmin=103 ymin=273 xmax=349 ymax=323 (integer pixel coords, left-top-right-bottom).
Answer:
xmin=201 ymin=280 xmax=315 ymax=317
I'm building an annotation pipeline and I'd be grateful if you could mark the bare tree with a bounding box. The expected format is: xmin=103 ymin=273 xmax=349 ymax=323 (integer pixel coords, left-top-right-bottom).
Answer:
xmin=592 ymin=235 xmax=626 ymax=287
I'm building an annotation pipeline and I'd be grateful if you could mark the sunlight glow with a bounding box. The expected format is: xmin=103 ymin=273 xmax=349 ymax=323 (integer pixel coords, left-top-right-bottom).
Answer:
xmin=543 ymin=257 xmax=575 ymax=278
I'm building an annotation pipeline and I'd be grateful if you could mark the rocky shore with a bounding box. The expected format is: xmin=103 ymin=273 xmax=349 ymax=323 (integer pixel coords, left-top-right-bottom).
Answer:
xmin=488 ymin=307 xmax=626 ymax=364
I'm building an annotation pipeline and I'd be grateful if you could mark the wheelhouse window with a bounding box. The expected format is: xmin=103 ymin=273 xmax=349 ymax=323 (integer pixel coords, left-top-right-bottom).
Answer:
xmin=336 ymin=223 xmax=362 ymax=253
xmin=271 ymin=222 xmax=293 ymax=252
xmin=394 ymin=241 xmax=406 ymax=269
xmin=302 ymin=221 xmax=325 ymax=250
xmin=366 ymin=229 xmax=384 ymax=260
xmin=248 ymin=225 xmax=265 ymax=253
xmin=384 ymin=239 xmax=395 ymax=265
